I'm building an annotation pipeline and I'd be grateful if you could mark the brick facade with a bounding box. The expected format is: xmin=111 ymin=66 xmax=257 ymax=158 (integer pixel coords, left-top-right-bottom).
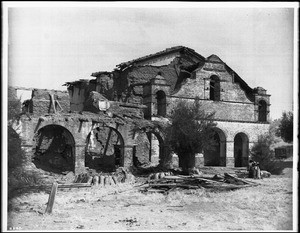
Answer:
xmin=10 ymin=46 xmax=271 ymax=174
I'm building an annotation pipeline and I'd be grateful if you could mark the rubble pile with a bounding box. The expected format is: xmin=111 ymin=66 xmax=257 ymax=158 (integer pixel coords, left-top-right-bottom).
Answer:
xmin=140 ymin=172 xmax=259 ymax=193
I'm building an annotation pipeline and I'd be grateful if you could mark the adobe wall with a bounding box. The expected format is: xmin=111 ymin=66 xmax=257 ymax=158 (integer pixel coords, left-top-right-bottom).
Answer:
xmin=193 ymin=120 xmax=270 ymax=167
xmin=31 ymin=89 xmax=70 ymax=115
xmin=12 ymin=114 xmax=137 ymax=174
xmin=136 ymin=52 xmax=180 ymax=66
xmin=169 ymin=66 xmax=258 ymax=122
xmin=167 ymin=97 xmax=256 ymax=122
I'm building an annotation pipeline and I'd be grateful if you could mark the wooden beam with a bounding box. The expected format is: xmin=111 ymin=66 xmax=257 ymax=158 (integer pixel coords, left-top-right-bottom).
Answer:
xmin=49 ymin=93 xmax=56 ymax=113
xmin=103 ymin=127 xmax=113 ymax=156
xmin=57 ymin=183 xmax=92 ymax=189
xmin=55 ymin=99 xmax=64 ymax=111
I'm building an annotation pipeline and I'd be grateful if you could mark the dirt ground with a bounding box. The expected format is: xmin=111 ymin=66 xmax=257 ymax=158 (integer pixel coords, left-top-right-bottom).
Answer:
xmin=6 ymin=165 xmax=296 ymax=232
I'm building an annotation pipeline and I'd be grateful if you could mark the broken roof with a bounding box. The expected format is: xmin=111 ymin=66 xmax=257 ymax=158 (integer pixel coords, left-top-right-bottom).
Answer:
xmin=91 ymin=71 xmax=112 ymax=77
xmin=64 ymin=78 xmax=95 ymax=87
xmin=206 ymin=54 xmax=225 ymax=63
xmin=116 ymin=46 xmax=205 ymax=70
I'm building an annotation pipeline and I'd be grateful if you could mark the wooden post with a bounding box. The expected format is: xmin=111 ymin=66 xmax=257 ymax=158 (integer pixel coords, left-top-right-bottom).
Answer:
xmin=49 ymin=94 xmax=57 ymax=114
xmin=55 ymin=99 xmax=64 ymax=111
xmin=45 ymin=182 xmax=58 ymax=214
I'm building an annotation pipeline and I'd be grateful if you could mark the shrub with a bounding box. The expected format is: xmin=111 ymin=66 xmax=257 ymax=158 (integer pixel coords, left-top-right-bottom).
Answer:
xmin=251 ymin=132 xmax=284 ymax=175
xmin=8 ymin=126 xmax=26 ymax=170
xmin=277 ymin=111 xmax=293 ymax=143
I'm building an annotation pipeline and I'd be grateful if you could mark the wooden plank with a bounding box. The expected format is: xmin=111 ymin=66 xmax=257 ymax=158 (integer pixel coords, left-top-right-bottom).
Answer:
xmin=45 ymin=182 xmax=58 ymax=214
xmin=55 ymin=99 xmax=64 ymax=111
xmin=57 ymin=183 xmax=91 ymax=189
xmin=149 ymin=183 xmax=199 ymax=189
xmin=224 ymin=173 xmax=258 ymax=185
xmin=193 ymin=177 xmax=224 ymax=184
xmin=160 ymin=176 xmax=224 ymax=184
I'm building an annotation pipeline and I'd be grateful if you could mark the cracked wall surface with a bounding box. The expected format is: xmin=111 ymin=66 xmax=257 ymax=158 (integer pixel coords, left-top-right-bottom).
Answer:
xmin=10 ymin=46 xmax=271 ymax=173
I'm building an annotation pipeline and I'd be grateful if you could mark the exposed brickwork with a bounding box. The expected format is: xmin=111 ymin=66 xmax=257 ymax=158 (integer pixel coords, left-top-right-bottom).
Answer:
xmin=10 ymin=46 xmax=272 ymax=173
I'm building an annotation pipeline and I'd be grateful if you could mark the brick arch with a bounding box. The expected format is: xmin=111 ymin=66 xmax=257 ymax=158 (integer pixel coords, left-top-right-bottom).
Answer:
xmin=212 ymin=126 xmax=227 ymax=142
xmin=33 ymin=124 xmax=76 ymax=173
xmin=33 ymin=119 xmax=79 ymax=144
xmin=233 ymin=132 xmax=249 ymax=167
xmin=85 ymin=123 xmax=125 ymax=170
xmin=209 ymin=75 xmax=221 ymax=101
xmin=204 ymin=127 xmax=227 ymax=166
xmin=133 ymin=128 xmax=166 ymax=166
xmin=232 ymin=131 xmax=250 ymax=142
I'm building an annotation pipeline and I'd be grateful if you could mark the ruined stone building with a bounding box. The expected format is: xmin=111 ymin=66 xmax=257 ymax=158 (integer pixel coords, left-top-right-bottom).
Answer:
xmin=10 ymin=46 xmax=270 ymax=174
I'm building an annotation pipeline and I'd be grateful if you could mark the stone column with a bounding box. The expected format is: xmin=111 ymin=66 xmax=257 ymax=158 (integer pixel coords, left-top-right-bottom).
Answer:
xmin=21 ymin=144 xmax=34 ymax=163
xmin=149 ymin=134 xmax=160 ymax=166
xmin=74 ymin=144 xmax=86 ymax=175
xmin=123 ymin=145 xmax=134 ymax=168
xmin=226 ymin=141 xmax=235 ymax=167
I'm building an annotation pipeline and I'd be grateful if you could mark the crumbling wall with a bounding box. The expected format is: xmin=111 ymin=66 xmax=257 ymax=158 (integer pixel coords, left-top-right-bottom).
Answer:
xmin=67 ymin=80 xmax=97 ymax=112
xmin=83 ymin=91 xmax=109 ymax=113
xmin=85 ymin=125 xmax=123 ymax=171
xmin=134 ymin=132 xmax=151 ymax=166
xmin=96 ymin=73 xmax=114 ymax=99
xmin=31 ymin=89 xmax=70 ymax=115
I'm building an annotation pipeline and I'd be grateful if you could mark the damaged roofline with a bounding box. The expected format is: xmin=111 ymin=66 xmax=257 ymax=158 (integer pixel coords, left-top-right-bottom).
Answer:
xmin=116 ymin=46 xmax=206 ymax=70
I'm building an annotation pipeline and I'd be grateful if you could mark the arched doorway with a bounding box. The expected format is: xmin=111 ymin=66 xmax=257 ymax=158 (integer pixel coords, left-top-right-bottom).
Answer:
xmin=258 ymin=100 xmax=267 ymax=122
xmin=209 ymin=75 xmax=220 ymax=101
xmin=234 ymin=133 xmax=249 ymax=167
xmin=156 ymin=90 xmax=166 ymax=116
xmin=33 ymin=124 xmax=75 ymax=173
xmin=204 ymin=128 xmax=226 ymax=166
xmin=85 ymin=125 xmax=124 ymax=172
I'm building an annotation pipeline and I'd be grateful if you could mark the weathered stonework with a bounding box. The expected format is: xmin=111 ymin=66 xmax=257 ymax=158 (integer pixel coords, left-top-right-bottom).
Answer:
xmin=10 ymin=46 xmax=271 ymax=174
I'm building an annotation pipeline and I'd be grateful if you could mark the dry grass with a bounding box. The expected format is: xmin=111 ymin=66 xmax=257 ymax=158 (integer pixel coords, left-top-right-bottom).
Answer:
xmin=6 ymin=167 xmax=295 ymax=231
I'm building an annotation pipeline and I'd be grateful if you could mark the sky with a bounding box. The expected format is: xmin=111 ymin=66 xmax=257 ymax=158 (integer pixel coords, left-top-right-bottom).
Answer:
xmin=4 ymin=2 xmax=298 ymax=120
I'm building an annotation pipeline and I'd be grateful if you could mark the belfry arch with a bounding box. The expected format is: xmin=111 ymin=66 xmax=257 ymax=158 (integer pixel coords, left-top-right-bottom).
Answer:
xmin=209 ymin=75 xmax=221 ymax=101
xmin=156 ymin=90 xmax=167 ymax=117
xmin=258 ymin=100 xmax=267 ymax=122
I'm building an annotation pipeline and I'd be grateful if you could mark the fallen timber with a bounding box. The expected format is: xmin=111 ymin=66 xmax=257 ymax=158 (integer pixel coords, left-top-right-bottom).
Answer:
xmin=142 ymin=173 xmax=260 ymax=193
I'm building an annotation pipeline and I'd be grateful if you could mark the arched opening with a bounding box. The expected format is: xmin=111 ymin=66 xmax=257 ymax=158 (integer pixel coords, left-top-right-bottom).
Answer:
xmin=133 ymin=131 xmax=165 ymax=167
xmin=33 ymin=124 xmax=75 ymax=173
xmin=204 ymin=128 xmax=226 ymax=166
xmin=209 ymin=75 xmax=220 ymax=101
xmin=234 ymin=133 xmax=249 ymax=167
xmin=258 ymin=100 xmax=267 ymax=122
xmin=156 ymin=90 xmax=166 ymax=117
xmin=85 ymin=125 xmax=124 ymax=172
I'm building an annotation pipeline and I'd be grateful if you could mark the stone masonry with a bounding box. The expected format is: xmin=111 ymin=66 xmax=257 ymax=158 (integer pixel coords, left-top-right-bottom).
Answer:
xmin=10 ymin=46 xmax=271 ymax=174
